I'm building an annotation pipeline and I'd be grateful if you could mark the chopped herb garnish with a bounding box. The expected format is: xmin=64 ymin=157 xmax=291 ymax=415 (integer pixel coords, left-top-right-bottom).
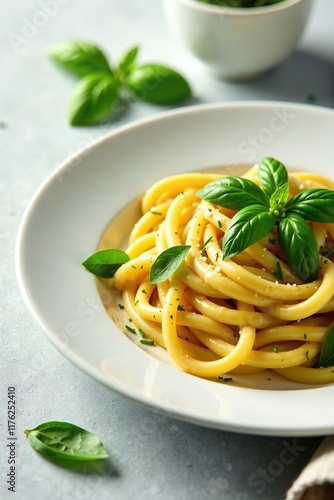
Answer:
xmin=200 ymin=236 xmax=213 ymax=252
xmin=218 ymin=376 xmax=233 ymax=382
xmin=150 ymin=210 xmax=163 ymax=216
xmin=140 ymin=339 xmax=155 ymax=346
xmin=217 ymin=220 xmax=222 ymax=229
xmin=306 ymin=350 xmax=310 ymax=361
xmin=138 ymin=328 xmax=146 ymax=337
xmin=274 ymin=261 xmax=283 ymax=280
xmin=118 ymin=303 xmax=124 ymax=309
xmin=273 ymin=344 xmax=279 ymax=353
xmin=125 ymin=325 xmax=136 ymax=334
xmin=177 ymin=304 xmax=185 ymax=311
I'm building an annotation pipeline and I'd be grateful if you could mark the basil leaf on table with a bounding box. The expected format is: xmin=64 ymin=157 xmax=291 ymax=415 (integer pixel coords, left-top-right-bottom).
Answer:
xmin=69 ymin=73 xmax=119 ymax=126
xmin=24 ymin=421 xmax=109 ymax=461
xmin=258 ymin=157 xmax=288 ymax=197
xmin=223 ymin=205 xmax=276 ymax=260
xmin=319 ymin=326 xmax=334 ymax=367
xmin=285 ymin=188 xmax=334 ymax=222
xmin=126 ymin=64 xmax=192 ymax=104
xmin=277 ymin=214 xmax=320 ymax=283
xmin=197 ymin=176 xmax=269 ymax=210
xmin=82 ymin=249 xmax=130 ymax=278
xmin=150 ymin=245 xmax=191 ymax=284
xmin=47 ymin=40 xmax=192 ymax=125
xmin=119 ymin=46 xmax=139 ymax=75
xmin=47 ymin=40 xmax=112 ymax=77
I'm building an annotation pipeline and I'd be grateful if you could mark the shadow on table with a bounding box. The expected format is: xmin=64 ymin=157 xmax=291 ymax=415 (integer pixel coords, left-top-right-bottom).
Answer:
xmin=222 ymin=48 xmax=334 ymax=108
xmin=40 ymin=454 xmax=119 ymax=478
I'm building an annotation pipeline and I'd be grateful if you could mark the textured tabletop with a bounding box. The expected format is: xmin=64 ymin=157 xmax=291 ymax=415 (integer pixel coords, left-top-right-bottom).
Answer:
xmin=1 ymin=1 xmax=334 ymax=499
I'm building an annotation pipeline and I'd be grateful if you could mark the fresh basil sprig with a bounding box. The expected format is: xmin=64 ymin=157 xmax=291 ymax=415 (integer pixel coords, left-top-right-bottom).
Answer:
xmin=47 ymin=40 xmax=191 ymax=126
xmin=197 ymin=157 xmax=334 ymax=282
xmin=25 ymin=421 xmax=109 ymax=461
xmin=82 ymin=249 xmax=130 ymax=278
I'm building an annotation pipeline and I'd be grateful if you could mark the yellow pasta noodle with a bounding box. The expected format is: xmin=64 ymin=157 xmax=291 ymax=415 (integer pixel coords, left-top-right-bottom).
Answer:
xmin=107 ymin=166 xmax=334 ymax=385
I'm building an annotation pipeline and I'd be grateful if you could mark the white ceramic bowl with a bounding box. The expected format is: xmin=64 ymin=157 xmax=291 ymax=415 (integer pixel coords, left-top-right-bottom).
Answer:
xmin=162 ymin=0 xmax=313 ymax=80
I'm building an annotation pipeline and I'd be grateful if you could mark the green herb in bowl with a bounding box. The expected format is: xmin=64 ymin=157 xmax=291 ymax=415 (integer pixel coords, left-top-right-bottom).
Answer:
xmin=197 ymin=0 xmax=286 ymax=7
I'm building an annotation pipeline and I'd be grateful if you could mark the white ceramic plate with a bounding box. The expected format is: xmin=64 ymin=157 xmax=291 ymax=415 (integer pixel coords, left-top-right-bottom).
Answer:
xmin=16 ymin=102 xmax=334 ymax=436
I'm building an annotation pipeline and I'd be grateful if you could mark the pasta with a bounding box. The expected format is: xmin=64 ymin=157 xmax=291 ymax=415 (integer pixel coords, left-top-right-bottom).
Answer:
xmin=106 ymin=166 xmax=334 ymax=385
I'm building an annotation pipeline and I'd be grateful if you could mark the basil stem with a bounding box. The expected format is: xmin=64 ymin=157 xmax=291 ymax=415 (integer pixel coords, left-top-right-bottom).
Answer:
xmin=25 ymin=421 xmax=109 ymax=461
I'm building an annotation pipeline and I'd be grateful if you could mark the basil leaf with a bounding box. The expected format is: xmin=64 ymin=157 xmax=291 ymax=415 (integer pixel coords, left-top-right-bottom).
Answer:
xmin=269 ymin=183 xmax=289 ymax=214
xmin=126 ymin=64 xmax=191 ymax=104
xmin=319 ymin=326 xmax=334 ymax=367
xmin=277 ymin=214 xmax=319 ymax=282
xmin=69 ymin=73 xmax=119 ymax=126
xmin=119 ymin=46 xmax=139 ymax=75
xmin=197 ymin=177 xmax=269 ymax=210
xmin=47 ymin=40 xmax=112 ymax=77
xmin=285 ymin=188 xmax=334 ymax=223
xmin=25 ymin=421 xmax=109 ymax=461
xmin=150 ymin=245 xmax=190 ymax=284
xmin=82 ymin=249 xmax=130 ymax=278
xmin=223 ymin=205 xmax=275 ymax=260
xmin=258 ymin=157 xmax=288 ymax=197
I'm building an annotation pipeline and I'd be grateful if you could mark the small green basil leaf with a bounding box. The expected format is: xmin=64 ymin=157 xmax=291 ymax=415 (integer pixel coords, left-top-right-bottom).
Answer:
xmin=82 ymin=249 xmax=130 ymax=278
xmin=197 ymin=177 xmax=269 ymax=210
xmin=126 ymin=64 xmax=191 ymax=104
xmin=47 ymin=40 xmax=112 ymax=77
xmin=258 ymin=157 xmax=288 ymax=197
xmin=319 ymin=326 xmax=334 ymax=367
xmin=285 ymin=188 xmax=334 ymax=222
xmin=150 ymin=245 xmax=190 ymax=284
xmin=25 ymin=421 xmax=109 ymax=461
xmin=277 ymin=214 xmax=319 ymax=282
xmin=119 ymin=46 xmax=139 ymax=75
xmin=69 ymin=73 xmax=119 ymax=126
xmin=269 ymin=182 xmax=289 ymax=213
xmin=223 ymin=205 xmax=275 ymax=260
